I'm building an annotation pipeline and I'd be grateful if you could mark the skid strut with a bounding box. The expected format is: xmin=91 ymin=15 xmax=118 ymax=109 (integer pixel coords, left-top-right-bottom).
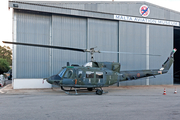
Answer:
xmin=61 ymin=86 xmax=108 ymax=95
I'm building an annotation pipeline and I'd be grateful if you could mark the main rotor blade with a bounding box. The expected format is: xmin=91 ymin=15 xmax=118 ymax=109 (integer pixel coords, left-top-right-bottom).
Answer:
xmin=2 ymin=41 xmax=85 ymax=52
xmin=2 ymin=41 xmax=161 ymax=56
xmin=100 ymin=51 xmax=161 ymax=56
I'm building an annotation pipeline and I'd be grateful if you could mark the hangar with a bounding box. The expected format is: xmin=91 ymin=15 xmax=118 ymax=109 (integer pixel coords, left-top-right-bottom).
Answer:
xmin=8 ymin=1 xmax=180 ymax=89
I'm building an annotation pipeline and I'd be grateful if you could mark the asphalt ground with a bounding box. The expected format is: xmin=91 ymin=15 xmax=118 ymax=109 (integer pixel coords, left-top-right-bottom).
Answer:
xmin=0 ymin=84 xmax=180 ymax=120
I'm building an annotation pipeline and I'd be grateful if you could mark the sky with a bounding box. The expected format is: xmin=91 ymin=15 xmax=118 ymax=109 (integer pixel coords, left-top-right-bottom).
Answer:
xmin=1 ymin=0 xmax=180 ymax=48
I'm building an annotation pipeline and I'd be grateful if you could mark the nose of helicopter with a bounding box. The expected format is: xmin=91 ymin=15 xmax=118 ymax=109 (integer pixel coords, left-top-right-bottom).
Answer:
xmin=46 ymin=74 xmax=61 ymax=84
xmin=46 ymin=77 xmax=53 ymax=84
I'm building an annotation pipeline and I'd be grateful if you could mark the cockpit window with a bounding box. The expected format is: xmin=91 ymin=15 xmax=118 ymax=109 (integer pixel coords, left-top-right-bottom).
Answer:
xmin=96 ymin=72 xmax=103 ymax=78
xmin=78 ymin=70 xmax=82 ymax=78
xmin=64 ymin=69 xmax=73 ymax=78
xmin=86 ymin=71 xmax=94 ymax=78
xmin=58 ymin=68 xmax=66 ymax=77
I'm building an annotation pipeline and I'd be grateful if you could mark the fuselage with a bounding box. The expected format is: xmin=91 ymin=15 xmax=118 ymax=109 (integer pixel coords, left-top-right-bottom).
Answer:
xmin=46 ymin=66 xmax=164 ymax=88
xmin=47 ymin=66 xmax=119 ymax=88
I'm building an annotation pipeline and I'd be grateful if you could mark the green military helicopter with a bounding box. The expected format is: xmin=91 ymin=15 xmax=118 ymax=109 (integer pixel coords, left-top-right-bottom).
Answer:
xmin=3 ymin=41 xmax=176 ymax=95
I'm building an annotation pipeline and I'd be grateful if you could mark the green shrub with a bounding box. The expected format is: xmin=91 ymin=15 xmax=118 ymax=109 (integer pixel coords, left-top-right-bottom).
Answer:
xmin=0 ymin=58 xmax=10 ymax=74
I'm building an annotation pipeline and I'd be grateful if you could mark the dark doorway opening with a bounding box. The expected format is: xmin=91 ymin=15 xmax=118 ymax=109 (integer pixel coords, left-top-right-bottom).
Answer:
xmin=174 ymin=27 xmax=180 ymax=84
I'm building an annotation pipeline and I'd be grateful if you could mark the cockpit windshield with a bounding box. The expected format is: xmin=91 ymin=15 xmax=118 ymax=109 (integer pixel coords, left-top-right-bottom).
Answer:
xmin=58 ymin=68 xmax=73 ymax=78
xmin=58 ymin=68 xmax=66 ymax=78
xmin=63 ymin=69 xmax=73 ymax=78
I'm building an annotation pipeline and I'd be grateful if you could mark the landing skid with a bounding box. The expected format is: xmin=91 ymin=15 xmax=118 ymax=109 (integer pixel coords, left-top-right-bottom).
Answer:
xmin=61 ymin=87 xmax=108 ymax=95
xmin=65 ymin=90 xmax=108 ymax=95
xmin=61 ymin=86 xmax=87 ymax=91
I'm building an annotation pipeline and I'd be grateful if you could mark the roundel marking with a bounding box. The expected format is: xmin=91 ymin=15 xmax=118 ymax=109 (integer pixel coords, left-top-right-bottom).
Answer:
xmin=137 ymin=73 xmax=140 ymax=77
xmin=139 ymin=5 xmax=150 ymax=17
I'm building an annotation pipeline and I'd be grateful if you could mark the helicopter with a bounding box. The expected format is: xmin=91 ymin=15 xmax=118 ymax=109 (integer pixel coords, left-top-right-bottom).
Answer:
xmin=2 ymin=41 xmax=176 ymax=95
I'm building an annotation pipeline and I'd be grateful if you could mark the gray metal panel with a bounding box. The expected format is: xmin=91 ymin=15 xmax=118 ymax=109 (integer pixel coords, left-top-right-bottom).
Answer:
xmin=119 ymin=21 xmax=147 ymax=86
xmin=170 ymin=12 xmax=180 ymax=21
xmin=120 ymin=79 xmax=146 ymax=86
xmin=85 ymin=3 xmax=97 ymax=11
xmin=147 ymin=5 xmax=167 ymax=20
xmin=149 ymin=25 xmax=173 ymax=85
xmin=9 ymin=2 xmax=113 ymax=22
xmin=119 ymin=21 xmax=146 ymax=71
xmin=15 ymin=10 xmax=51 ymax=78
xmin=52 ymin=15 xmax=87 ymax=75
xmin=88 ymin=18 xmax=118 ymax=62
xmin=9 ymin=1 xmax=180 ymax=22
xmin=98 ymin=2 xmax=145 ymax=17
xmin=62 ymin=3 xmax=84 ymax=10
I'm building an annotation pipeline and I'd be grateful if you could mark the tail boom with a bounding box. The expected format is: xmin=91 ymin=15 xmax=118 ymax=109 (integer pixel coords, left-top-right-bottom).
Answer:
xmin=119 ymin=48 xmax=177 ymax=81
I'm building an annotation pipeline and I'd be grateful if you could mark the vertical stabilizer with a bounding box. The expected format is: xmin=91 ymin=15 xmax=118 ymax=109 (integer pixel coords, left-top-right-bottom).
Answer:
xmin=160 ymin=49 xmax=177 ymax=73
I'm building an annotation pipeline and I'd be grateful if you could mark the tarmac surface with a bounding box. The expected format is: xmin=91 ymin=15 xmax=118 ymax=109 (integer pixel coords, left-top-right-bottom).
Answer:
xmin=0 ymin=83 xmax=180 ymax=120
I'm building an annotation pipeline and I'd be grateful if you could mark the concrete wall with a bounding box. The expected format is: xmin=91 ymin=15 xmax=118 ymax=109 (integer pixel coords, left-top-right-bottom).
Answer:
xmin=13 ymin=79 xmax=51 ymax=89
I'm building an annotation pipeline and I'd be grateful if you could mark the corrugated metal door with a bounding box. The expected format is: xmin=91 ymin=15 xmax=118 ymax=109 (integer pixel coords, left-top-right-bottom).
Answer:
xmin=88 ymin=18 xmax=119 ymax=62
xmin=52 ymin=15 xmax=87 ymax=75
xmin=15 ymin=11 xmax=51 ymax=78
xmin=149 ymin=25 xmax=173 ymax=85
xmin=119 ymin=21 xmax=147 ymax=86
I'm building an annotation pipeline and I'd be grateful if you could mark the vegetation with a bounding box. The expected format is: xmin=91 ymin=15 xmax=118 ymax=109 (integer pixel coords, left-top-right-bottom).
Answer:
xmin=0 ymin=45 xmax=12 ymax=74
xmin=0 ymin=58 xmax=10 ymax=74
xmin=0 ymin=45 xmax=12 ymax=65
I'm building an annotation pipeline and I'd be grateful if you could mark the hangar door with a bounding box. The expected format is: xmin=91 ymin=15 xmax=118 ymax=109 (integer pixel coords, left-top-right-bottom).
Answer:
xmin=88 ymin=18 xmax=119 ymax=62
xmin=52 ymin=15 xmax=87 ymax=75
xmin=14 ymin=11 xmax=51 ymax=78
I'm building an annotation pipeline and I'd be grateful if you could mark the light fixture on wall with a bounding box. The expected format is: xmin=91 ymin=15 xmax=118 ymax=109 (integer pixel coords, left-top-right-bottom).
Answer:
xmin=13 ymin=4 xmax=18 ymax=8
